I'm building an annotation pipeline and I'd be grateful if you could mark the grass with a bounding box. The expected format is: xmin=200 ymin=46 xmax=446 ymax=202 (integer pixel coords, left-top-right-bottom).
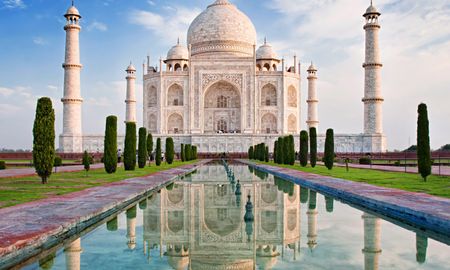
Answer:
xmin=0 ymin=160 xmax=195 ymax=208
xmin=258 ymin=161 xmax=450 ymax=199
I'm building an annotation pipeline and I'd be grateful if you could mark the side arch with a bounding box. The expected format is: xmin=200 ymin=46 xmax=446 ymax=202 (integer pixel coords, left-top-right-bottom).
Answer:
xmin=288 ymin=85 xmax=297 ymax=107
xmin=167 ymin=113 xmax=183 ymax=134
xmin=167 ymin=84 xmax=183 ymax=106
xmin=261 ymin=83 xmax=277 ymax=106
xmin=261 ymin=113 xmax=277 ymax=134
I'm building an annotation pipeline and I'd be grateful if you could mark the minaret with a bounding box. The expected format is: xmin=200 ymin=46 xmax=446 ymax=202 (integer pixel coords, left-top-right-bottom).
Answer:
xmin=362 ymin=1 xmax=384 ymax=134
xmin=60 ymin=3 xmax=83 ymax=153
xmin=306 ymin=63 xmax=319 ymax=130
xmin=64 ymin=238 xmax=82 ymax=270
xmin=126 ymin=206 xmax=137 ymax=250
xmin=125 ymin=63 xmax=137 ymax=123
xmin=307 ymin=190 xmax=318 ymax=250
xmin=362 ymin=213 xmax=382 ymax=270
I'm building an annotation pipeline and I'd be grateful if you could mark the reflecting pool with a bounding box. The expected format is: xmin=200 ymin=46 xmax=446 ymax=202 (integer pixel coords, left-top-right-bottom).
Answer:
xmin=21 ymin=163 xmax=450 ymax=269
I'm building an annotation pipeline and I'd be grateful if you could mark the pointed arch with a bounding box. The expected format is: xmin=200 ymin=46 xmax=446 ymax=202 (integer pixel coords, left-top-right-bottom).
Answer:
xmin=168 ymin=113 xmax=183 ymax=134
xmin=148 ymin=113 xmax=157 ymax=133
xmin=148 ymin=86 xmax=157 ymax=107
xmin=288 ymin=114 xmax=297 ymax=133
xmin=261 ymin=113 xmax=277 ymax=134
xmin=261 ymin=83 xmax=277 ymax=106
xmin=167 ymin=84 xmax=183 ymax=106
xmin=288 ymin=85 xmax=297 ymax=107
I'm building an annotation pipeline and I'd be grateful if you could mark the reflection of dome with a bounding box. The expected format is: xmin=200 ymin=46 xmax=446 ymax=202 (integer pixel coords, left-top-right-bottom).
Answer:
xmin=256 ymin=245 xmax=279 ymax=270
xmin=191 ymin=258 xmax=254 ymax=270
xmin=187 ymin=0 xmax=257 ymax=56
xmin=256 ymin=41 xmax=278 ymax=60
xmin=167 ymin=43 xmax=189 ymax=60
xmin=167 ymin=256 xmax=189 ymax=270
xmin=256 ymin=256 xmax=278 ymax=270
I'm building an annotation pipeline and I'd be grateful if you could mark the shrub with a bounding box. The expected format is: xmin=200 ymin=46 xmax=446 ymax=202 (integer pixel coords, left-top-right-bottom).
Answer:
xmin=155 ymin=138 xmax=162 ymax=166
xmin=0 ymin=161 xmax=6 ymax=170
xmin=248 ymin=146 xmax=254 ymax=160
xmin=165 ymin=137 xmax=175 ymax=164
xmin=82 ymin=151 xmax=91 ymax=176
xmin=138 ymin=128 xmax=148 ymax=168
xmin=299 ymin=131 xmax=308 ymax=167
xmin=54 ymin=156 xmax=62 ymax=172
xmin=146 ymin=133 xmax=153 ymax=162
xmin=417 ymin=103 xmax=431 ymax=181
xmin=33 ymin=97 xmax=55 ymax=184
xmin=359 ymin=157 xmax=372 ymax=165
xmin=124 ymin=122 xmax=137 ymax=171
xmin=324 ymin=128 xmax=334 ymax=170
xmin=394 ymin=160 xmax=401 ymax=166
xmin=181 ymin=143 xmax=185 ymax=162
xmin=439 ymin=144 xmax=450 ymax=151
xmin=104 ymin=116 xmax=118 ymax=174
xmin=310 ymin=127 xmax=317 ymax=168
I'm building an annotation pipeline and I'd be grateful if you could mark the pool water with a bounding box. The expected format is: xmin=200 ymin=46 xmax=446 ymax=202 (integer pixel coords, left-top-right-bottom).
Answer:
xmin=22 ymin=163 xmax=449 ymax=270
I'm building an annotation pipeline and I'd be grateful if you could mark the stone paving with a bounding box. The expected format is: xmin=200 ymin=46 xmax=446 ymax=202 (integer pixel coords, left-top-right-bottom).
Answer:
xmin=241 ymin=160 xmax=450 ymax=237
xmin=0 ymin=163 xmax=105 ymax=179
xmin=0 ymin=160 xmax=209 ymax=269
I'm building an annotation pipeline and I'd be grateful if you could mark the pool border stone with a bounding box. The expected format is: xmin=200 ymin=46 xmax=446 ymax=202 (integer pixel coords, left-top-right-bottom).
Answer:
xmin=0 ymin=160 xmax=210 ymax=270
xmin=241 ymin=160 xmax=450 ymax=238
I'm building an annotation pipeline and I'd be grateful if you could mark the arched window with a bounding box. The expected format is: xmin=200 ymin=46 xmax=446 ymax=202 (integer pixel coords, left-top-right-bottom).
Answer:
xmin=288 ymin=114 xmax=297 ymax=133
xmin=183 ymin=64 xmax=188 ymax=71
xmin=217 ymin=95 xmax=228 ymax=108
xmin=168 ymin=84 xmax=183 ymax=106
xmin=148 ymin=113 xmax=157 ymax=132
xmin=288 ymin=86 xmax=297 ymax=107
xmin=256 ymin=64 xmax=262 ymax=71
xmin=261 ymin=113 xmax=277 ymax=134
xmin=174 ymin=63 xmax=181 ymax=71
xmin=263 ymin=63 xmax=271 ymax=71
xmin=217 ymin=119 xmax=227 ymax=133
xmin=261 ymin=84 xmax=277 ymax=106
xmin=168 ymin=113 xmax=183 ymax=134
xmin=272 ymin=64 xmax=277 ymax=71
xmin=148 ymin=86 xmax=157 ymax=107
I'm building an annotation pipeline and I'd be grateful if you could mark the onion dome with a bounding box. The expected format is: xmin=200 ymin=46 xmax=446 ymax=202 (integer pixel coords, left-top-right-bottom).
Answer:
xmin=256 ymin=39 xmax=278 ymax=60
xmin=307 ymin=62 xmax=317 ymax=72
xmin=166 ymin=40 xmax=189 ymax=61
xmin=126 ymin=63 xmax=136 ymax=72
xmin=65 ymin=5 xmax=81 ymax=18
xmin=364 ymin=2 xmax=381 ymax=17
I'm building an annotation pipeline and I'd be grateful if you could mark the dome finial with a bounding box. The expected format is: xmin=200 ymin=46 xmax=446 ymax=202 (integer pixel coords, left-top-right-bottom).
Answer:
xmin=72 ymin=0 xmax=74 ymax=6
xmin=177 ymin=37 xmax=180 ymax=45
xmin=264 ymin=37 xmax=267 ymax=45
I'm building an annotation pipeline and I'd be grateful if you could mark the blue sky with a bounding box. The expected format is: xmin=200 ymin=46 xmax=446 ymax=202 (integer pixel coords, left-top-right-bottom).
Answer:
xmin=0 ymin=0 xmax=449 ymax=150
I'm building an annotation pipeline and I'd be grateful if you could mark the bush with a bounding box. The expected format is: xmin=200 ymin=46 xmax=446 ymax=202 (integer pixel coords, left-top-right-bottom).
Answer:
xmin=324 ymin=128 xmax=335 ymax=170
xmin=299 ymin=131 xmax=308 ymax=167
xmin=82 ymin=151 xmax=91 ymax=175
xmin=417 ymin=103 xmax=431 ymax=181
xmin=359 ymin=157 xmax=372 ymax=165
xmin=155 ymin=138 xmax=162 ymax=166
xmin=138 ymin=128 xmax=148 ymax=168
xmin=33 ymin=97 xmax=55 ymax=184
xmin=310 ymin=127 xmax=317 ymax=168
xmin=0 ymin=161 xmax=5 ymax=170
xmin=146 ymin=133 xmax=153 ymax=162
xmin=104 ymin=116 xmax=118 ymax=174
xmin=54 ymin=156 xmax=62 ymax=172
xmin=165 ymin=137 xmax=175 ymax=164
xmin=394 ymin=160 xmax=401 ymax=166
xmin=124 ymin=122 xmax=137 ymax=171
xmin=439 ymin=144 xmax=450 ymax=151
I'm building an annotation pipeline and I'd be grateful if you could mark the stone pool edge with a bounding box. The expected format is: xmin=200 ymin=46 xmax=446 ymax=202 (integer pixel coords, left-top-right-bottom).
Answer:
xmin=0 ymin=160 xmax=210 ymax=270
xmin=240 ymin=160 xmax=450 ymax=237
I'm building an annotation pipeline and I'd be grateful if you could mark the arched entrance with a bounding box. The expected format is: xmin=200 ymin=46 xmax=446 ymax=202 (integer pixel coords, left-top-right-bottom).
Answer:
xmin=203 ymin=81 xmax=241 ymax=134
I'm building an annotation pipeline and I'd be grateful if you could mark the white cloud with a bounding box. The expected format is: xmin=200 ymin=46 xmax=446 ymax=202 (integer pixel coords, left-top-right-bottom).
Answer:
xmin=87 ymin=21 xmax=108 ymax=32
xmin=129 ymin=5 xmax=201 ymax=45
xmin=47 ymin=85 xmax=58 ymax=91
xmin=2 ymin=0 xmax=25 ymax=9
xmin=0 ymin=87 xmax=14 ymax=97
xmin=147 ymin=0 xmax=155 ymax=6
xmin=33 ymin=37 xmax=48 ymax=46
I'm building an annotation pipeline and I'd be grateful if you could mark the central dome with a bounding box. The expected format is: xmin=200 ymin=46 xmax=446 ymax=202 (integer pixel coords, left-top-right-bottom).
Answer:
xmin=187 ymin=0 xmax=257 ymax=57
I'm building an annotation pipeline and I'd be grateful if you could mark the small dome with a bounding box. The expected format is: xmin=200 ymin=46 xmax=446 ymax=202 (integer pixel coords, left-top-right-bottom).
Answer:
xmin=308 ymin=62 xmax=317 ymax=72
xmin=65 ymin=5 xmax=81 ymax=17
xmin=256 ymin=41 xmax=278 ymax=60
xmin=364 ymin=4 xmax=380 ymax=16
xmin=167 ymin=43 xmax=189 ymax=60
xmin=126 ymin=63 xmax=136 ymax=71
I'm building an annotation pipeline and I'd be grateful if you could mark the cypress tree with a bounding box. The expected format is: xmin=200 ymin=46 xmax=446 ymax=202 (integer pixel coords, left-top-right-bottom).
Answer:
xmin=146 ymin=133 xmax=153 ymax=163
xmin=417 ymin=103 xmax=431 ymax=181
xmin=283 ymin=137 xmax=290 ymax=165
xmin=265 ymin=146 xmax=269 ymax=162
xmin=33 ymin=97 xmax=55 ymax=184
xmin=155 ymin=138 xmax=162 ymax=166
xmin=103 ymin=116 xmax=117 ymax=173
xmin=288 ymin=135 xmax=295 ymax=165
xmin=273 ymin=141 xmax=277 ymax=163
xmin=248 ymin=146 xmax=254 ymax=160
xmin=277 ymin=137 xmax=284 ymax=164
xmin=310 ymin=127 xmax=317 ymax=168
xmin=192 ymin=145 xmax=198 ymax=160
xmin=300 ymin=130 xmax=309 ymax=167
xmin=124 ymin=122 xmax=137 ymax=171
xmin=165 ymin=137 xmax=175 ymax=164
xmin=184 ymin=144 xmax=190 ymax=161
xmin=181 ymin=143 xmax=185 ymax=162
xmin=324 ymin=128 xmax=335 ymax=170
xmin=138 ymin=127 xmax=148 ymax=168
xmin=82 ymin=151 xmax=91 ymax=176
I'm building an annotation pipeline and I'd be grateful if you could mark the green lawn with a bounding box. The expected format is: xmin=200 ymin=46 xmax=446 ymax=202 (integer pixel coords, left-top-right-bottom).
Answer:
xmin=258 ymin=162 xmax=450 ymax=199
xmin=0 ymin=161 xmax=195 ymax=208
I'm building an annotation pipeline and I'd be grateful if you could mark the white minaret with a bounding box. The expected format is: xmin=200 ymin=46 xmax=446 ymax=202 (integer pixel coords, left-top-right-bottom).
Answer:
xmin=127 ymin=210 xmax=137 ymax=250
xmin=306 ymin=62 xmax=319 ymax=130
xmin=64 ymin=238 xmax=82 ymax=270
xmin=362 ymin=213 xmax=382 ymax=270
xmin=60 ymin=3 xmax=83 ymax=153
xmin=125 ymin=63 xmax=137 ymax=123
xmin=362 ymin=1 xmax=384 ymax=134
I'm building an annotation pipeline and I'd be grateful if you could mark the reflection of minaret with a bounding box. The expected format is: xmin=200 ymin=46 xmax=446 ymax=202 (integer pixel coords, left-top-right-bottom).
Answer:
xmin=127 ymin=206 xmax=137 ymax=250
xmin=64 ymin=238 xmax=82 ymax=270
xmin=307 ymin=190 xmax=318 ymax=250
xmin=362 ymin=213 xmax=382 ymax=270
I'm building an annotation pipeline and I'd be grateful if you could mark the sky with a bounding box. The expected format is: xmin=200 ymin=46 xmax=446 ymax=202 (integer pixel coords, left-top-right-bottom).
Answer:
xmin=0 ymin=0 xmax=449 ymax=151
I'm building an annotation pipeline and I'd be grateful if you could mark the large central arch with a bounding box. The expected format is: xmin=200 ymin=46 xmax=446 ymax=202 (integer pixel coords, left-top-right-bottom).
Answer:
xmin=203 ymin=81 xmax=241 ymax=134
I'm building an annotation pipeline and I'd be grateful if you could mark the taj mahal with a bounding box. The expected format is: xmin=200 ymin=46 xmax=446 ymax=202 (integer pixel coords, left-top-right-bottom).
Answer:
xmin=59 ymin=0 xmax=386 ymax=153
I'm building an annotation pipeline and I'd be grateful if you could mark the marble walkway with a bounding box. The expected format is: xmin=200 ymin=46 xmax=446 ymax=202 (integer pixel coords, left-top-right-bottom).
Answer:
xmin=0 ymin=160 xmax=208 ymax=269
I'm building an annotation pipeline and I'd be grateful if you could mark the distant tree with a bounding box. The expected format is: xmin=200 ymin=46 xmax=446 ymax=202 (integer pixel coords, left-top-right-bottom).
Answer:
xmin=265 ymin=146 xmax=269 ymax=162
xmin=439 ymin=144 xmax=450 ymax=151
xmin=404 ymin=145 xmax=418 ymax=152
xmin=248 ymin=146 xmax=254 ymax=160
xmin=155 ymin=138 xmax=162 ymax=166
xmin=104 ymin=116 xmax=118 ymax=174
xmin=417 ymin=103 xmax=431 ymax=181
xmin=165 ymin=137 xmax=175 ymax=164
xmin=54 ymin=156 xmax=62 ymax=173
xmin=33 ymin=97 xmax=55 ymax=184
xmin=300 ymin=130 xmax=309 ymax=167
xmin=146 ymin=133 xmax=153 ymax=163
xmin=181 ymin=143 xmax=185 ymax=162
xmin=138 ymin=128 xmax=148 ymax=168
xmin=82 ymin=151 xmax=91 ymax=176
xmin=124 ymin=122 xmax=137 ymax=171
xmin=324 ymin=128 xmax=335 ymax=170
xmin=310 ymin=127 xmax=317 ymax=168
